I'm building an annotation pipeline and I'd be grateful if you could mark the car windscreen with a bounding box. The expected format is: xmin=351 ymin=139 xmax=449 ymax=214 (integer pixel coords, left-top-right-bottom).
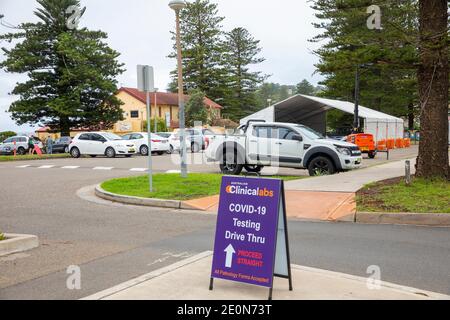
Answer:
xmin=295 ymin=126 xmax=325 ymax=140
xmin=102 ymin=133 xmax=123 ymax=141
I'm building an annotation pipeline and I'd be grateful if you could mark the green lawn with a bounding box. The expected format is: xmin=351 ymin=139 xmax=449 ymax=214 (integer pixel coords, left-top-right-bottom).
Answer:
xmin=101 ymin=173 xmax=303 ymax=201
xmin=357 ymin=177 xmax=450 ymax=213
xmin=0 ymin=154 xmax=70 ymax=162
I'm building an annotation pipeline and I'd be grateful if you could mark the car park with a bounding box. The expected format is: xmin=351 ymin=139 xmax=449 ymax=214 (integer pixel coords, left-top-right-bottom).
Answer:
xmin=205 ymin=120 xmax=363 ymax=176
xmin=0 ymin=136 xmax=44 ymax=155
xmin=51 ymin=136 xmax=72 ymax=154
xmin=69 ymin=132 xmax=137 ymax=158
xmin=121 ymin=132 xmax=170 ymax=156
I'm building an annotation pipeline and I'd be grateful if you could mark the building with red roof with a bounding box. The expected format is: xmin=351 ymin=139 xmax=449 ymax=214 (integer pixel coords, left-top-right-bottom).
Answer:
xmin=114 ymin=87 xmax=223 ymax=133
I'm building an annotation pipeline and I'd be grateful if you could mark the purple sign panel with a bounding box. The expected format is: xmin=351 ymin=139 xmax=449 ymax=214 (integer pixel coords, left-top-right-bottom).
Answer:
xmin=211 ymin=176 xmax=282 ymax=288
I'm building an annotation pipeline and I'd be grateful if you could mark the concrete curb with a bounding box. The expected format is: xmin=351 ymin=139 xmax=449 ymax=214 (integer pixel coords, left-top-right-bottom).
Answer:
xmin=0 ymin=233 xmax=39 ymax=257
xmin=356 ymin=212 xmax=450 ymax=227
xmin=95 ymin=184 xmax=196 ymax=209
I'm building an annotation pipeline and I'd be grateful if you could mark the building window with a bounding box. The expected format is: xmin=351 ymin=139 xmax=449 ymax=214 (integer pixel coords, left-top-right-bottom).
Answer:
xmin=130 ymin=110 xmax=139 ymax=118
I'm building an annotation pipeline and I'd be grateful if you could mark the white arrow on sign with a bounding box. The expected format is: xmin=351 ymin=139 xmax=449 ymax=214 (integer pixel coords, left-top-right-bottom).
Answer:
xmin=224 ymin=244 xmax=236 ymax=268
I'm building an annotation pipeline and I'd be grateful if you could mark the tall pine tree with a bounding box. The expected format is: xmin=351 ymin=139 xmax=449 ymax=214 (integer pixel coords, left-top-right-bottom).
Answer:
xmin=415 ymin=0 xmax=449 ymax=179
xmin=310 ymin=0 xmax=419 ymax=123
xmin=222 ymin=27 xmax=266 ymax=120
xmin=0 ymin=0 xmax=125 ymax=135
xmin=168 ymin=0 xmax=228 ymax=103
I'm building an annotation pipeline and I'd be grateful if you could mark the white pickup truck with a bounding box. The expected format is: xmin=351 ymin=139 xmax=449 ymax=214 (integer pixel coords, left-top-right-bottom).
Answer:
xmin=205 ymin=120 xmax=363 ymax=176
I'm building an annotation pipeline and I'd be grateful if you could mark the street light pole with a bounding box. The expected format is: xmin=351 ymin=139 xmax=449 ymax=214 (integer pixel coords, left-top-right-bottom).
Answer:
xmin=169 ymin=0 xmax=188 ymax=178
xmin=353 ymin=65 xmax=360 ymax=133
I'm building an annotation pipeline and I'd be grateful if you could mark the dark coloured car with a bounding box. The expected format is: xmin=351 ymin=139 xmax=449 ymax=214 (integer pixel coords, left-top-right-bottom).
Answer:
xmin=52 ymin=137 xmax=72 ymax=153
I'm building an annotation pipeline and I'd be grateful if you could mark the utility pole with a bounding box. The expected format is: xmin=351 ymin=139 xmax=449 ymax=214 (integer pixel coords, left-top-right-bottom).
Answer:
xmin=353 ymin=65 xmax=360 ymax=134
xmin=169 ymin=0 xmax=188 ymax=178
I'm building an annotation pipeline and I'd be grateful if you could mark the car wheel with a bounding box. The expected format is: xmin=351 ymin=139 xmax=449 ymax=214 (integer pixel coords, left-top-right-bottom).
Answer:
xmin=244 ymin=165 xmax=263 ymax=173
xmin=167 ymin=145 xmax=174 ymax=154
xmin=140 ymin=145 xmax=149 ymax=156
xmin=70 ymin=147 xmax=81 ymax=158
xmin=220 ymin=151 xmax=244 ymax=175
xmin=191 ymin=143 xmax=200 ymax=153
xmin=308 ymin=156 xmax=336 ymax=176
xmin=105 ymin=147 xmax=116 ymax=158
xmin=64 ymin=146 xmax=69 ymax=153
xmin=368 ymin=151 xmax=376 ymax=159
xmin=17 ymin=147 xmax=26 ymax=155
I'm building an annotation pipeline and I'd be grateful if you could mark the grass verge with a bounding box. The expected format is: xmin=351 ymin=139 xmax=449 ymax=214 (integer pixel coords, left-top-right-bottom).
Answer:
xmin=357 ymin=177 xmax=450 ymax=213
xmin=101 ymin=173 xmax=303 ymax=201
xmin=0 ymin=154 xmax=70 ymax=162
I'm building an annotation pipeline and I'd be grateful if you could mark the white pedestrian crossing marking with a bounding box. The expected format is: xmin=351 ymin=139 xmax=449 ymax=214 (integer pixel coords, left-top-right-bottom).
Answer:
xmin=38 ymin=165 xmax=55 ymax=169
xmin=62 ymin=166 xmax=80 ymax=169
xmin=93 ymin=167 xmax=114 ymax=171
xmin=130 ymin=168 xmax=147 ymax=172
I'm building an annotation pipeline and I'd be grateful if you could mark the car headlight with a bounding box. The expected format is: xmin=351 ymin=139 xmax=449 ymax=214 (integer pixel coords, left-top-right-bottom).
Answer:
xmin=336 ymin=146 xmax=351 ymax=156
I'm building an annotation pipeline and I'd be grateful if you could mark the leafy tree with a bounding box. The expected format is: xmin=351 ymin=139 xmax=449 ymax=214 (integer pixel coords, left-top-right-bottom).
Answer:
xmin=222 ymin=27 xmax=266 ymax=120
xmin=185 ymin=89 xmax=208 ymax=127
xmin=296 ymin=79 xmax=317 ymax=96
xmin=0 ymin=131 xmax=17 ymax=142
xmin=415 ymin=0 xmax=449 ymax=179
xmin=0 ymin=0 xmax=125 ymax=136
xmin=255 ymin=83 xmax=296 ymax=108
xmin=168 ymin=0 xmax=228 ymax=103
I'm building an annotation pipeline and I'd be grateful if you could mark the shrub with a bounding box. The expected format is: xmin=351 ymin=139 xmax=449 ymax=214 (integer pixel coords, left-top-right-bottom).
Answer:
xmin=0 ymin=232 xmax=6 ymax=241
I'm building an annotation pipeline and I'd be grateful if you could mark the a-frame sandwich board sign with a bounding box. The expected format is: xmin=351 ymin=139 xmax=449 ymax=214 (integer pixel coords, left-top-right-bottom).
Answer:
xmin=209 ymin=176 xmax=293 ymax=300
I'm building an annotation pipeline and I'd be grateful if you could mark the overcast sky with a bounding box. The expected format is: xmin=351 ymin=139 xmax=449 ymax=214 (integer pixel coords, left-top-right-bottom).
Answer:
xmin=0 ymin=0 xmax=323 ymax=133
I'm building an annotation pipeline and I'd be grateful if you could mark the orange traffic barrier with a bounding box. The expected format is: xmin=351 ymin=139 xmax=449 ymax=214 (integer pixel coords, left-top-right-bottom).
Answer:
xmin=387 ymin=139 xmax=395 ymax=149
xmin=403 ymin=138 xmax=411 ymax=148
xmin=396 ymin=138 xmax=405 ymax=148
xmin=377 ymin=140 xmax=387 ymax=151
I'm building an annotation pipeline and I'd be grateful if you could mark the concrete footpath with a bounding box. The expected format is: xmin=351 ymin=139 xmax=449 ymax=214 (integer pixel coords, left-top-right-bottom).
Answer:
xmin=284 ymin=157 xmax=416 ymax=192
xmin=82 ymin=252 xmax=449 ymax=300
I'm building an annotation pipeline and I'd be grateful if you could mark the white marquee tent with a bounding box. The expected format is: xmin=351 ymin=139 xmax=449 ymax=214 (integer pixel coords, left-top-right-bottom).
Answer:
xmin=240 ymin=95 xmax=405 ymax=142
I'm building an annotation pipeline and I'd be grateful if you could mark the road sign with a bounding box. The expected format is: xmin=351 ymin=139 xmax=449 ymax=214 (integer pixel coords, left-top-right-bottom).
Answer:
xmin=137 ymin=65 xmax=155 ymax=192
xmin=210 ymin=176 xmax=292 ymax=300
xmin=137 ymin=65 xmax=155 ymax=93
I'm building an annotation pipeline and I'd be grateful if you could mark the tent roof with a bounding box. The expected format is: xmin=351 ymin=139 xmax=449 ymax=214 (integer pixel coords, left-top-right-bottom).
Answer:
xmin=241 ymin=94 xmax=403 ymax=125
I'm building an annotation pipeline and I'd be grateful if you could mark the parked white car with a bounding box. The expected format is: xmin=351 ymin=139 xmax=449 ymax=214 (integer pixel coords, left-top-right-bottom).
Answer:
xmin=121 ymin=132 xmax=170 ymax=156
xmin=156 ymin=132 xmax=180 ymax=154
xmin=0 ymin=136 xmax=44 ymax=155
xmin=69 ymin=132 xmax=137 ymax=158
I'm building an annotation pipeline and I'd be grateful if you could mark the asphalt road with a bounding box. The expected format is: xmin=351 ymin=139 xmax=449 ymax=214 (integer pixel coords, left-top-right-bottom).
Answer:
xmin=2 ymin=144 xmax=449 ymax=299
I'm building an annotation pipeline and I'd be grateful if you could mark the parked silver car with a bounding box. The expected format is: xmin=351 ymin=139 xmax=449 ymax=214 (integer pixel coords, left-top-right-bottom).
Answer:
xmin=0 ymin=136 xmax=44 ymax=155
